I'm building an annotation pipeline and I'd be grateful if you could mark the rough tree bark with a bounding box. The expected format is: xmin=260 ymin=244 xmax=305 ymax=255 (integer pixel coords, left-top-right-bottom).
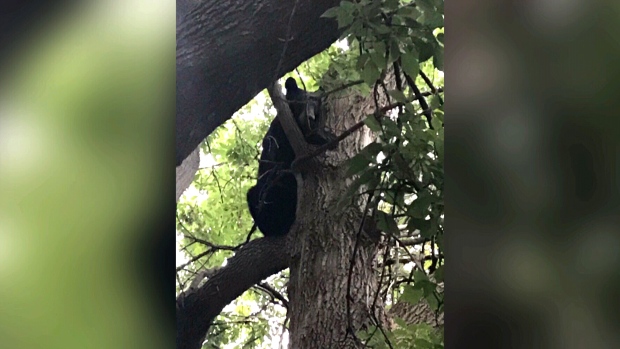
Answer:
xmin=176 ymin=0 xmax=341 ymax=166
xmin=286 ymin=88 xmax=387 ymax=348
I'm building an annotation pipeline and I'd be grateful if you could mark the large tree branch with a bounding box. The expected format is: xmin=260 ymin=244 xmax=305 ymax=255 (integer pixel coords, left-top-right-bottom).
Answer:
xmin=176 ymin=236 xmax=289 ymax=349
xmin=266 ymin=82 xmax=309 ymax=157
xmin=176 ymin=0 xmax=341 ymax=166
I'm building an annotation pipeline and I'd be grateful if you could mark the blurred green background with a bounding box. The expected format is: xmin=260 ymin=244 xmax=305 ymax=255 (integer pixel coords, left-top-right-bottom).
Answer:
xmin=447 ymin=0 xmax=620 ymax=348
xmin=0 ymin=1 xmax=175 ymax=348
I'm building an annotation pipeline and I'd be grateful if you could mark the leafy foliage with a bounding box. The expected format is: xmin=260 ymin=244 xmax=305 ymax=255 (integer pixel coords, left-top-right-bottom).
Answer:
xmin=362 ymin=322 xmax=443 ymax=349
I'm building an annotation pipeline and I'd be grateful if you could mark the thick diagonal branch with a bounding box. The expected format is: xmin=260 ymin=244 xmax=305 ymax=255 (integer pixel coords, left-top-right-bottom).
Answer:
xmin=176 ymin=0 xmax=341 ymax=165
xmin=176 ymin=236 xmax=288 ymax=349
xmin=266 ymin=82 xmax=310 ymax=157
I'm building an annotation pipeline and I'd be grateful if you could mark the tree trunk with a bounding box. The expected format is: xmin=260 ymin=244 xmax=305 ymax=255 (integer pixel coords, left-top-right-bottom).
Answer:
xmin=176 ymin=0 xmax=341 ymax=166
xmin=287 ymin=89 xmax=386 ymax=348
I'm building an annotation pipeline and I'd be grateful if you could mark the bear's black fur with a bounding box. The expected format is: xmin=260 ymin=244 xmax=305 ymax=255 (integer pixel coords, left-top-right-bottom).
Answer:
xmin=285 ymin=77 xmax=320 ymax=136
xmin=285 ymin=77 xmax=338 ymax=147
xmin=246 ymin=117 xmax=298 ymax=237
xmin=246 ymin=78 xmax=331 ymax=237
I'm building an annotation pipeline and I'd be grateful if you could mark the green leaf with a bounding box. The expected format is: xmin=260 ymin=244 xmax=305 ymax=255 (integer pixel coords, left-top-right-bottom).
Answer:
xmin=346 ymin=153 xmax=371 ymax=176
xmin=401 ymin=50 xmax=419 ymax=80
xmin=404 ymin=101 xmax=417 ymax=114
xmin=400 ymin=284 xmax=424 ymax=304
xmin=424 ymin=293 xmax=440 ymax=311
xmin=387 ymin=90 xmax=408 ymax=103
xmin=337 ymin=12 xmax=355 ymax=28
xmin=398 ymin=6 xmax=422 ymax=20
xmin=393 ymin=317 xmax=409 ymax=329
xmin=389 ymin=39 xmax=402 ymax=63
xmin=429 ymin=94 xmax=442 ymax=110
xmin=357 ymin=53 xmax=370 ymax=70
xmin=362 ymin=142 xmax=384 ymax=157
xmin=416 ymin=0 xmax=436 ymax=12
xmin=369 ymin=50 xmax=387 ymax=70
xmin=382 ymin=117 xmax=401 ymax=137
xmin=376 ymin=211 xmax=399 ymax=235
xmin=382 ymin=189 xmax=402 ymax=206
xmin=419 ymin=11 xmax=443 ymax=28
xmin=374 ymin=24 xmax=392 ymax=35
xmin=414 ymin=338 xmax=434 ymax=348
xmin=340 ymin=0 xmax=356 ymax=12
xmin=374 ymin=41 xmax=386 ymax=56
xmin=349 ymin=20 xmax=363 ymax=37
xmin=361 ymin=60 xmax=380 ymax=86
xmin=419 ymin=219 xmax=437 ymax=238
xmin=407 ymin=218 xmax=430 ymax=236
xmin=435 ymin=138 xmax=444 ymax=161
xmin=435 ymin=233 xmax=444 ymax=252
xmin=321 ymin=6 xmax=340 ymax=18
xmin=363 ymin=114 xmax=382 ymax=132
xmin=433 ymin=265 xmax=444 ymax=283
xmin=409 ymin=191 xmax=436 ymax=219
xmin=433 ymin=45 xmax=444 ymax=71
xmin=384 ymin=0 xmax=400 ymax=10
xmin=413 ymin=269 xmax=429 ymax=283
xmin=431 ymin=114 xmax=443 ymax=132
xmin=415 ymin=39 xmax=435 ymax=62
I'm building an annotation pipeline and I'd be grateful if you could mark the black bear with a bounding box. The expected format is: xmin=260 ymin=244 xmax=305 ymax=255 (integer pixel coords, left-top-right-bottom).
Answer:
xmin=246 ymin=78 xmax=331 ymax=237
xmin=285 ymin=77 xmax=321 ymax=136
xmin=284 ymin=78 xmax=337 ymax=146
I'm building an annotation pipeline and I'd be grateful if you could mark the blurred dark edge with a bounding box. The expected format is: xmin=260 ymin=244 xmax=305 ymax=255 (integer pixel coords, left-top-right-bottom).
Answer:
xmin=0 ymin=0 xmax=71 ymax=66
xmin=135 ymin=195 xmax=177 ymax=329
xmin=445 ymin=1 xmax=620 ymax=349
xmin=0 ymin=0 xmax=178 ymax=341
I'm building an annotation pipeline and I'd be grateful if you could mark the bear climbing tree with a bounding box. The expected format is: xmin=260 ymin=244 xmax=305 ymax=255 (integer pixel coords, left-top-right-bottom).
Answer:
xmin=246 ymin=78 xmax=334 ymax=238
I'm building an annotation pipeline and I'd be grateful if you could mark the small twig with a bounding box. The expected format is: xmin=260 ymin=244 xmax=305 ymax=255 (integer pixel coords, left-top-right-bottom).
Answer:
xmin=176 ymin=250 xmax=213 ymax=272
xmin=245 ymin=223 xmax=258 ymax=244
xmin=401 ymin=65 xmax=433 ymax=128
xmin=184 ymin=235 xmax=237 ymax=251
xmin=419 ymin=70 xmax=444 ymax=105
xmin=324 ymin=79 xmax=365 ymax=96
xmin=256 ymin=282 xmax=289 ymax=308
